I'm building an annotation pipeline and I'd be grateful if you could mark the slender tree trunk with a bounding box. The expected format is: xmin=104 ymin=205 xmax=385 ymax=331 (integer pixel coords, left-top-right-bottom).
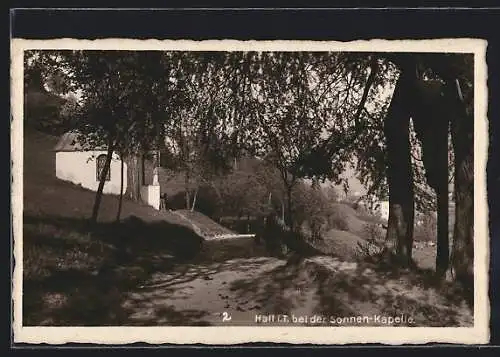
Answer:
xmin=137 ymin=153 xmax=144 ymax=200
xmin=434 ymin=130 xmax=450 ymax=276
xmin=411 ymin=81 xmax=451 ymax=277
xmin=436 ymin=180 xmax=449 ymax=276
xmin=126 ymin=156 xmax=135 ymax=200
xmin=384 ymin=63 xmax=415 ymax=267
xmin=91 ymin=142 xmax=115 ymax=224
xmin=191 ymin=186 xmax=199 ymax=211
xmin=281 ymin=200 xmax=285 ymax=223
xmin=141 ymin=152 xmax=146 ymax=184
xmin=185 ymin=172 xmax=191 ymax=209
xmin=116 ymin=155 xmax=125 ymax=222
xmin=450 ymin=92 xmax=474 ymax=291
xmin=285 ymin=185 xmax=294 ymax=230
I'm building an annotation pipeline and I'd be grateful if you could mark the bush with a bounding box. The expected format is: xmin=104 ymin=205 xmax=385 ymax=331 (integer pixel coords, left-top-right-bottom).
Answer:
xmin=355 ymin=222 xmax=386 ymax=262
xmin=327 ymin=209 xmax=350 ymax=231
xmin=360 ymin=222 xmax=384 ymax=242
xmin=293 ymin=184 xmax=353 ymax=239
xmin=309 ymin=215 xmax=327 ymax=242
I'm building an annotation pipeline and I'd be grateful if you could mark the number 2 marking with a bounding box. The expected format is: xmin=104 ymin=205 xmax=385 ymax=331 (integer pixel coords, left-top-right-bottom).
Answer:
xmin=222 ymin=311 xmax=232 ymax=322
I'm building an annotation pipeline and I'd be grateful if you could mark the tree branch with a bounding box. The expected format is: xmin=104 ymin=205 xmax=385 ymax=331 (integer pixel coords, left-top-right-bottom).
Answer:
xmin=322 ymin=55 xmax=380 ymax=158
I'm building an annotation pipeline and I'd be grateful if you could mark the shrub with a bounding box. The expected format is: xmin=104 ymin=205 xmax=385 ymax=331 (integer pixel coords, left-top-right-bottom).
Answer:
xmin=292 ymin=183 xmax=330 ymax=239
xmin=360 ymin=222 xmax=384 ymax=242
xmin=309 ymin=215 xmax=327 ymax=242
xmin=327 ymin=209 xmax=350 ymax=231
xmin=355 ymin=222 xmax=386 ymax=261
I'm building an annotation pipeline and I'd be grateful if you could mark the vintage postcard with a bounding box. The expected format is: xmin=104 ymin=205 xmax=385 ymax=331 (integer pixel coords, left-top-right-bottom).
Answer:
xmin=11 ymin=38 xmax=489 ymax=345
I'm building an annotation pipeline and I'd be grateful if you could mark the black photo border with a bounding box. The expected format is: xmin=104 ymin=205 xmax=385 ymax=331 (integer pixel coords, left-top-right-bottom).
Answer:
xmin=8 ymin=5 xmax=500 ymax=353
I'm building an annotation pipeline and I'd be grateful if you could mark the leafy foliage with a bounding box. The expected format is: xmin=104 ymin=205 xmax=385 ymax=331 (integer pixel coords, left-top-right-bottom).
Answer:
xmin=25 ymin=50 xmax=472 ymax=279
xmin=414 ymin=212 xmax=438 ymax=242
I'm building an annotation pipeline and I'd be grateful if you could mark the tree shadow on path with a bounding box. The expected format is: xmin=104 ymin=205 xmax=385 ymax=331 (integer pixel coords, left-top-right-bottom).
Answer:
xmin=227 ymin=256 xmax=473 ymax=327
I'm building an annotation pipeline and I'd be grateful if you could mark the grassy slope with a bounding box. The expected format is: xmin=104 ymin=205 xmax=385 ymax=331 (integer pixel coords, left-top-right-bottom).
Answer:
xmin=23 ymin=128 xmax=189 ymax=226
xmin=318 ymin=203 xmax=438 ymax=271
xmin=306 ymin=203 xmax=380 ymax=261
xmin=314 ymin=230 xmax=367 ymax=261
xmin=330 ymin=203 xmax=383 ymax=234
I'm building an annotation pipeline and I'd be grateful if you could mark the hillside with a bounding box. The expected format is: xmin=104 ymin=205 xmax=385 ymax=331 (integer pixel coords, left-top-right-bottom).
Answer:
xmin=20 ymin=129 xmax=472 ymax=328
xmin=23 ymin=128 xmax=198 ymax=226
xmin=21 ymin=128 xmax=438 ymax=270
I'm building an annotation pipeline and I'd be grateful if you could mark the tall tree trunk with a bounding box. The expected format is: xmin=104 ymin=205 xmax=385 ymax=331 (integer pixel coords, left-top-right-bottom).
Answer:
xmin=434 ymin=124 xmax=450 ymax=277
xmin=450 ymin=91 xmax=474 ymax=291
xmin=91 ymin=142 xmax=115 ymax=224
xmin=436 ymin=177 xmax=449 ymax=277
xmin=281 ymin=200 xmax=285 ymax=223
xmin=384 ymin=63 xmax=415 ymax=267
xmin=125 ymin=153 xmax=143 ymax=202
xmin=137 ymin=153 xmax=144 ymax=200
xmin=141 ymin=152 xmax=146 ymax=184
xmin=411 ymin=80 xmax=450 ymax=277
xmin=116 ymin=156 xmax=125 ymax=222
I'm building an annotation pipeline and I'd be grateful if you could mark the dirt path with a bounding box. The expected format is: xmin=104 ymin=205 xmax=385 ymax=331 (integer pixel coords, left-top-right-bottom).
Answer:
xmin=119 ymin=238 xmax=473 ymax=327
xmin=122 ymin=256 xmax=289 ymax=325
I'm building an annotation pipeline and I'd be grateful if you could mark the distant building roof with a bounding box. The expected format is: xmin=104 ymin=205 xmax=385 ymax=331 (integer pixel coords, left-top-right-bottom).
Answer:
xmin=53 ymin=131 xmax=106 ymax=152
